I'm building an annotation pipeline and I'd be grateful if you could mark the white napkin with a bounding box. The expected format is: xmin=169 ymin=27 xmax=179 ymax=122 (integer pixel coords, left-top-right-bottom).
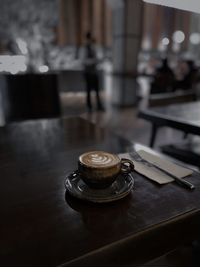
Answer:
xmin=119 ymin=150 xmax=193 ymax=184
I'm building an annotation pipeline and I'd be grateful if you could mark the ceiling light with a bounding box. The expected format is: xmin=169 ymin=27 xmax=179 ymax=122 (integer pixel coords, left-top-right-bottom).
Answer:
xmin=190 ymin=33 xmax=200 ymax=45
xmin=162 ymin=37 xmax=170 ymax=45
xmin=172 ymin=31 xmax=185 ymax=44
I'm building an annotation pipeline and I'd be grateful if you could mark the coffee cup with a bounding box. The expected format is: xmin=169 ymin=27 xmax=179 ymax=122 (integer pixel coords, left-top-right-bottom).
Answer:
xmin=78 ymin=151 xmax=134 ymax=189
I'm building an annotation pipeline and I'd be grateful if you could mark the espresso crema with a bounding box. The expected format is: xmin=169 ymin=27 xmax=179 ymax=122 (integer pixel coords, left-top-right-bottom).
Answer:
xmin=79 ymin=151 xmax=120 ymax=168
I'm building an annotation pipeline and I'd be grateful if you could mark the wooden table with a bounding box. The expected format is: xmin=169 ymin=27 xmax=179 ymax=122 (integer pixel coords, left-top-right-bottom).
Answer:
xmin=1 ymin=117 xmax=200 ymax=267
xmin=138 ymin=101 xmax=200 ymax=147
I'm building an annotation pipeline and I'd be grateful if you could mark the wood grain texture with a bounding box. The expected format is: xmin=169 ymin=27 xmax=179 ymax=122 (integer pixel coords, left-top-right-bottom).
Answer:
xmin=0 ymin=117 xmax=200 ymax=267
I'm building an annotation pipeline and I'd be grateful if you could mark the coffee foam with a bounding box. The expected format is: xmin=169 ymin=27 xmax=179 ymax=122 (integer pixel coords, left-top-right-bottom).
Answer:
xmin=79 ymin=151 xmax=120 ymax=168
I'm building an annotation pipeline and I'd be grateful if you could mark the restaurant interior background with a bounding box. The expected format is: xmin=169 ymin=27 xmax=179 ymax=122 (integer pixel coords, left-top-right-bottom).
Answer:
xmin=1 ymin=0 xmax=200 ymax=160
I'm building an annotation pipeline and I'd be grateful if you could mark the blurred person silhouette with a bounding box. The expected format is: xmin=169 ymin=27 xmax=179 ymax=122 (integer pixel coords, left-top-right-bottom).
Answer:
xmin=142 ymin=57 xmax=160 ymax=76
xmin=174 ymin=60 xmax=199 ymax=90
xmin=83 ymin=32 xmax=104 ymax=112
xmin=150 ymin=58 xmax=175 ymax=94
xmin=6 ymin=38 xmax=19 ymax=54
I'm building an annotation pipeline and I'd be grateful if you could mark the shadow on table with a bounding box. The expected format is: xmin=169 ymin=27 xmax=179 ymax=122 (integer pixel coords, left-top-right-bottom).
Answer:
xmin=65 ymin=191 xmax=133 ymax=232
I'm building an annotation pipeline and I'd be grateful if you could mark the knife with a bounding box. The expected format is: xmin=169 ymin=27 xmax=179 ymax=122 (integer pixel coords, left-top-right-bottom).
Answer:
xmin=129 ymin=151 xmax=195 ymax=190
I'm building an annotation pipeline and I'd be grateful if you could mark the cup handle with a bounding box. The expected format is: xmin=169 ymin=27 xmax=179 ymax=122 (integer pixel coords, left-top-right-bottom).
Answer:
xmin=121 ymin=158 xmax=134 ymax=173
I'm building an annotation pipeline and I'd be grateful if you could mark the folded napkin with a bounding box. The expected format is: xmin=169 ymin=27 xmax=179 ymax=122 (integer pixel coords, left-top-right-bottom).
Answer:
xmin=119 ymin=150 xmax=193 ymax=184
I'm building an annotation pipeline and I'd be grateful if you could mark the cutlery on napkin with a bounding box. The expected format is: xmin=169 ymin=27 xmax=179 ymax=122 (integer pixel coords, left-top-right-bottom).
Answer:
xmin=119 ymin=150 xmax=193 ymax=185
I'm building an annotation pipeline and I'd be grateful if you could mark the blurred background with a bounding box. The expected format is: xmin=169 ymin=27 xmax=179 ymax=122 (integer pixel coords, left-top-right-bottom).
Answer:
xmin=0 ymin=0 xmax=200 ymax=146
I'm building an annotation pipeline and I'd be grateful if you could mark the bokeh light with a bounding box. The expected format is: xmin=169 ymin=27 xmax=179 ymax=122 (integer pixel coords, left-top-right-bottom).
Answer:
xmin=172 ymin=31 xmax=185 ymax=44
xmin=162 ymin=37 xmax=170 ymax=46
xmin=190 ymin=33 xmax=200 ymax=45
xmin=39 ymin=65 xmax=49 ymax=73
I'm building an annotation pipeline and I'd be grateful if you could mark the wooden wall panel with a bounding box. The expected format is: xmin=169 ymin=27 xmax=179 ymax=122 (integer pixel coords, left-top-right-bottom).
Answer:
xmin=93 ymin=0 xmax=102 ymax=44
xmin=58 ymin=0 xmax=112 ymax=47
xmin=142 ymin=3 xmax=191 ymax=52
xmin=58 ymin=0 xmax=77 ymax=45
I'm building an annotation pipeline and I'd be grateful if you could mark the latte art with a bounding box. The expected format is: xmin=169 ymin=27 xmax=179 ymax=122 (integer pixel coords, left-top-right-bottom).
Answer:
xmin=90 ymin=154 xmax=112 ymax=165
xmin=79 ymin=151 xmax=120 ymax=168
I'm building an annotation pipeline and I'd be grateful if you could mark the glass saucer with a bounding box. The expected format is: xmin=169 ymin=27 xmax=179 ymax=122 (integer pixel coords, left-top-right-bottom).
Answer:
xmin=64 ymin=171 xmax=134 ymax=203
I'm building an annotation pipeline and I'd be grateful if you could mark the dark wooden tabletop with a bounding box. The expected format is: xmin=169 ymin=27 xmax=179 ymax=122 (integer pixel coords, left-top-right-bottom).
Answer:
xmin=138 ymin=101 xmax=200 ymax=135
xmin=1 ymin=117 xmax=200 ymax=267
